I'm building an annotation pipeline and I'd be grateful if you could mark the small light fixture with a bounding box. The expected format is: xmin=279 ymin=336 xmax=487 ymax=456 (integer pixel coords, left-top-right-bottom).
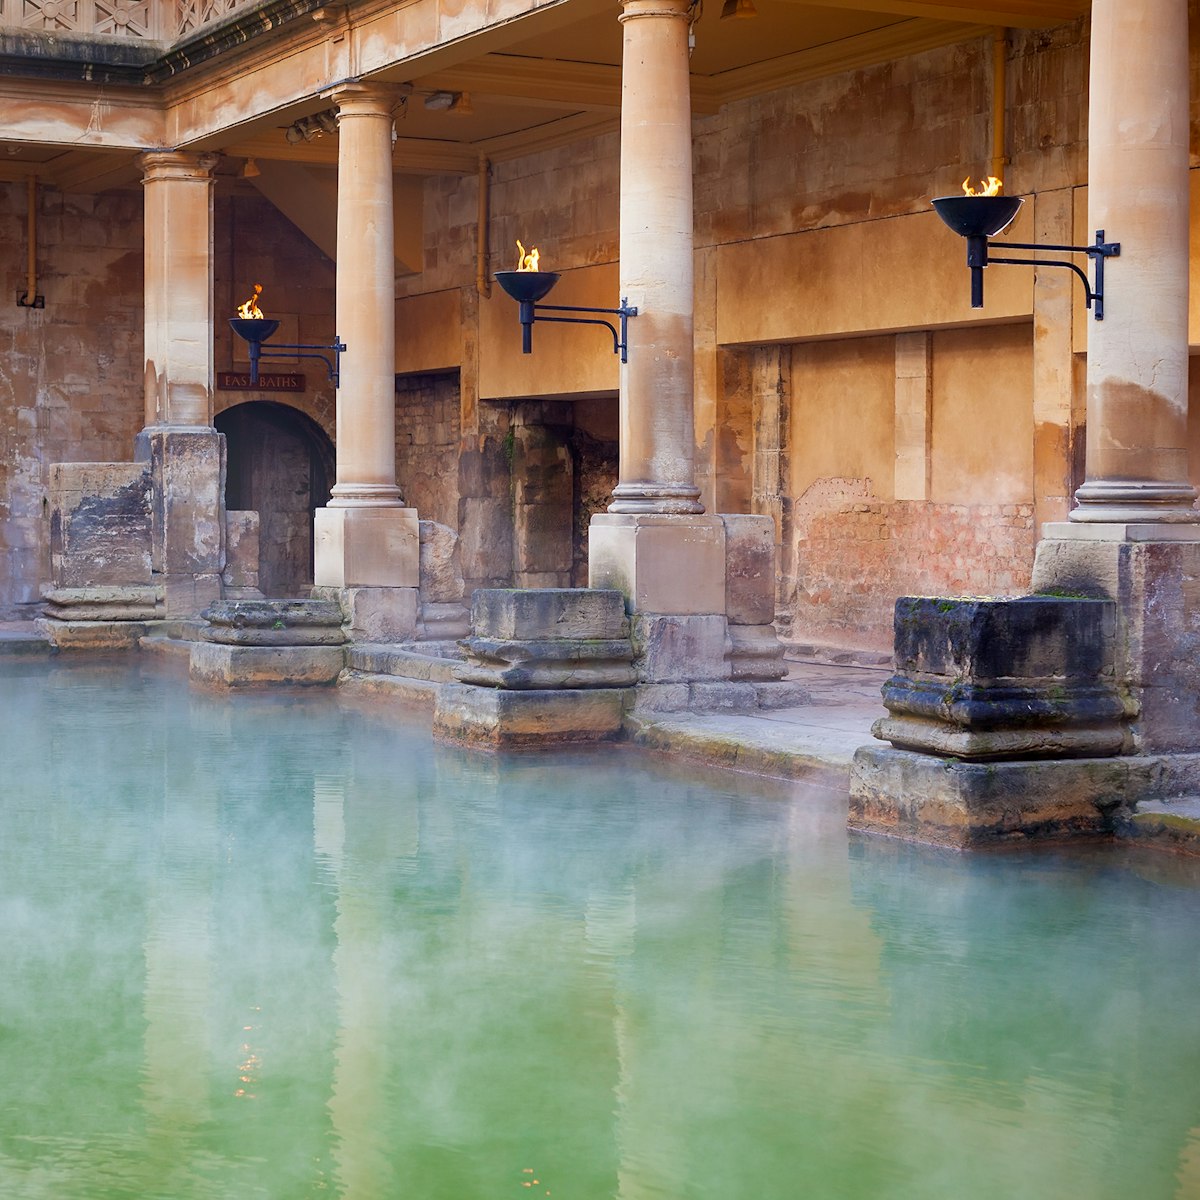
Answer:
xmin=424 ymin=91 xmax=457 ymax=111
xmin=449 ymin=91 xmax=472 ymax=116
xmin=720 ymin=0 xmax=756 ymax=18
xmin=228 ymin=284 xmax=347 ymax=387
xmin=494 ymin=241 xmax=638 ymax=362
xmin=240 ymin=157 xmax=261 ymax=179
xmin=932 ymin=177 xmax=1119 ymax=320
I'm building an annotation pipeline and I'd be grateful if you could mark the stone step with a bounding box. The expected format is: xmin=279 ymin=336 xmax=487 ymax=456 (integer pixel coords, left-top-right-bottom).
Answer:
xmin=347 ymin=642 xmax=463 ymax=683
xmin=1118 ymin=797 xmax=1200 ymax=856
xmin=0 ymin=628 xmax=51 ymax=654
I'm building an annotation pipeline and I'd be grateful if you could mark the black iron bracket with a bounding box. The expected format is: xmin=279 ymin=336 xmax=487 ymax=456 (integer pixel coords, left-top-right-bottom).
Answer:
xmin=516 ymin=298 xmax=638 ymax=362
xmin=966 ymin=229 xmax=1120 ymax=320
xmin=248 ymin=339 xmax=347 ymax=387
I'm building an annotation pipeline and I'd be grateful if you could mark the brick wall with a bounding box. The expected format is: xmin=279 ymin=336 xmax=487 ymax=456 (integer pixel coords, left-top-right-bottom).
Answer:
xmin=394 ymin=371 xmax=461 ymax=529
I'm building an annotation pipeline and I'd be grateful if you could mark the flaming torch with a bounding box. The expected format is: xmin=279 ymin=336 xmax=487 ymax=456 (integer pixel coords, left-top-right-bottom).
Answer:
xmin=229 ymin=283 xmax=281 ymax=385
xmin=932 ymin=175 xmax=1025 ymax=309
xmin=494 ymin=241 xmax=561 ymax=354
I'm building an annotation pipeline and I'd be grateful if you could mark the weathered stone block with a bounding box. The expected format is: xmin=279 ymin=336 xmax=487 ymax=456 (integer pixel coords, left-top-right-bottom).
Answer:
xmin=224 ymin=510 xmax=261 ymax=594
xmin=470 ymin=587 xmax=628 ymax=641
xmin=418 ymin=519 xmax=465 ymax=604
xmin=313 ymin=584 xmax=419 ymax=643
xmin=200 ymin=598 xmax=346 ymax=646
xmin=849 ymin=744 xmax=1156 ymax=848
xmin=36 ymin=618 xmax=149 ymax=650
xmin=875 ymin=595 xmax=1130 ymax=760
xmin=719 ymin=513 xmax=776 ymax=626
xmin=633 ymin=613 xmax=729 ymax=683
xmin=432 ymin=683 xmax=628 ymax=748
xmin=457 ymin=636 xmax=636 ymax=689
xmin=48 ymin=461 xmax=152 ymax=588
xmin=1033 ymin=535 xmax=1200 ymax=753
xmin=314 ymin=506 xmax=419 ymax=588
xmin=589 ymin=513 xmax=726 ymax=615
xmin=148 ymin=429 xmax=226 ymax=576
xmin=189 ymin=641 xmax=346 ymax=688
xmin=41 ymin=585 xmax=158 ymax=621
xmin=725 ymin=623 xmax=787 ymax=681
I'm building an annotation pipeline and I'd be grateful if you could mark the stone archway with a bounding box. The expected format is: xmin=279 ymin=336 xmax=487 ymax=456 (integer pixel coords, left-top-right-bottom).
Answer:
xmin=215 ymin=401 xmax=335 ymax=598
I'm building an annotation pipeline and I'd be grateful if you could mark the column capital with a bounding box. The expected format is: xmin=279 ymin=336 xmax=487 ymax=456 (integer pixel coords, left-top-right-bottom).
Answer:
xmin=619 ymin=0 xmax=692 ymax=22
xmin=323 ymin=80 xmax=409 ymax=120
xmin=138 ymin=150 xmax=219 ymax=185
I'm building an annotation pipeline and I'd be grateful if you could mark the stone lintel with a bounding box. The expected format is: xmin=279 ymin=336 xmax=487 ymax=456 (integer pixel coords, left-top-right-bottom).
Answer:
xmin=849 ymin=745 xmax=1154 ymax=848
xmin=313 ymin=506 xmax=419 ymax=589
xmin=588 ymin=513 xmax=725 ymax=615
xmin=188 ymin=641 xmax=346 ymax=687
xmin=432 ymin=683 xmax=628 ymax=748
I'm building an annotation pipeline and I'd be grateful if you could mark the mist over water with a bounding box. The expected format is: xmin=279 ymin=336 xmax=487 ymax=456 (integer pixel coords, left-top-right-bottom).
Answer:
xmin=2 ymin=656 xmax=1200 ymax=1199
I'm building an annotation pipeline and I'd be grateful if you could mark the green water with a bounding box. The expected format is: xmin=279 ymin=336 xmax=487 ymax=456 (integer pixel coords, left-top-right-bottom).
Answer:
xmin=3 ymin=656 xmax=1200 ymax=1200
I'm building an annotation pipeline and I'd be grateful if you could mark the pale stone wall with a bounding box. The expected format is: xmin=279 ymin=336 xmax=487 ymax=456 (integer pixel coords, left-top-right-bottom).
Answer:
xmin=0 ymin=184 xmax=143 ymax=617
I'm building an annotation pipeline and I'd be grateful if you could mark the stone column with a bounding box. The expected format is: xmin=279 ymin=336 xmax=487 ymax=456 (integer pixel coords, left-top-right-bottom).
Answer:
xmin=589 ymin=0 xmax=728 ymax=655
xmin=141 ymin=150 xmax=217 ymax=429
xmin=313 ymin=81 xmax=419 ymax=639
xmin=139 ymin=150 xmax=225 ymax=616
xmin=1069 ymin=0 xmax=1197 ymax=524
xmin=608 ymin=0 xmax=702 ymax=516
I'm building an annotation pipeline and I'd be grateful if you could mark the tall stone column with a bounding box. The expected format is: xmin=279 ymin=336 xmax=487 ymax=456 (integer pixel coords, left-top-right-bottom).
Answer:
xmin=139 ymin=150 xmax=225 ymax=617
xmin=1033 ymin=0 xmax=1200 ymax=751
xmin=1069 ymin=0 xmax=1197 ymax=524
xmin=608 ymin=0 xmax=702 ymax=517
xmin=590 ymin=0 xmax=728 ymax=654
xmin=314 ymin=81 xmax=419 ymax=640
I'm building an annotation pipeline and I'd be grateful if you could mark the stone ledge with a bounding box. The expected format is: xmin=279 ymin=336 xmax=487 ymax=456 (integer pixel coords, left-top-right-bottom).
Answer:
xmin=189 ymin=641 xmax=345 ymax=687
xmin=432 ymin=683 xmax=630 ymax=749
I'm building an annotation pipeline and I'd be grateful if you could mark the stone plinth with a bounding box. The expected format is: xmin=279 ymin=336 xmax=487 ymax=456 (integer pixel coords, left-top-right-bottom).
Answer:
xmin=312 ymin=584 xmax=418 ymax=643
xmin=433 ymin=684 xmax=628 ymax=748
xmin=1033 ymin=531 xmax=1200 ymax=752
xmin=37 ymin=584 xmax=160 ymax=649
xmin=719 ymin=514 xmax=785 ymax=681
xmin=588 ymin=513 xmax=725 ymax=614
xmin=313 ymin=506 xmax=419 ymax=588
xmin=458 ymin=588 xmax=634 ymax=689
xmin=417 ymin=520 xmax=468 ymax=640
xmin=48 ymin=462 xmax=152 ymax=588
xmin=223 ymin=510 xmax=262 ymax=600
xmin=849 ymin=745 xmax=1151 ymax=848
xmin=434 ymin=588 xmax=634 ymax=747
xmin=190 ymin=598 xmax=346 ymax=686
xmin=874 ymin=595 xmax=1130 ymax=760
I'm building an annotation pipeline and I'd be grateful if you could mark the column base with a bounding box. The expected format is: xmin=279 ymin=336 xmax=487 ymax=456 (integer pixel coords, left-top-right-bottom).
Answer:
xmin=314 ymin=505 xmax=419 ymax=588
xmin=1070 ymin=480 xmax=1199 ymax=525
xmin=607 ymin=482 xmax=704 ymax=515
xmin=588 ymin=513 xmax=725 ymax=614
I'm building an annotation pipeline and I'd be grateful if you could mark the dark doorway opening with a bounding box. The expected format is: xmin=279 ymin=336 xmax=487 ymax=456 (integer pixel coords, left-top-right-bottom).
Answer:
xmin=215 ymin=402 xmax=335 ymax=598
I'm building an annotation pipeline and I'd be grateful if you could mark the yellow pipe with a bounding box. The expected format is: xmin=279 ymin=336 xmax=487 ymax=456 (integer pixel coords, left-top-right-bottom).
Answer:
xmin=476 ymin=155 xmax=492 ymax=299
xmin=991 ymin=27 xmax=1008 ymax=185
xmin=25 ymin=174 xmax=37 ymax=304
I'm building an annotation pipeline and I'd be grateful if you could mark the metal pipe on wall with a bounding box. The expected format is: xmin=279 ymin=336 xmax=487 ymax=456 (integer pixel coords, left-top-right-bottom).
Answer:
xmin=476 ymin=155 xmax=491 ymax=298
xmin=991 ymin=27 xmax=1008 ymax=185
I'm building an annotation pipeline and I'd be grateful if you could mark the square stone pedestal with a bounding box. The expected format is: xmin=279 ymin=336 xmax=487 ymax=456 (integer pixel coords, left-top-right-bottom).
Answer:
xmin=314 ymin=506 xmax=420 ymax=588
xmin=588 ymin=513 xmax=725 ymax=615
xmin=1033 ymin=525 xmax=1200 ymax=752
xmin=433 ymin=683 xmax=628 ymax=748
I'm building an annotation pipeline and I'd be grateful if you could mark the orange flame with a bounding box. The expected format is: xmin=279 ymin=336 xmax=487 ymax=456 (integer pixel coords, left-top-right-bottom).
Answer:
xmin=962 ymin=176 xmax=1003 ymax=197
xmin=515 ymin=240 xmax=540 ymax=272
xmin=236 ymin=283 xmax=265 ymax=319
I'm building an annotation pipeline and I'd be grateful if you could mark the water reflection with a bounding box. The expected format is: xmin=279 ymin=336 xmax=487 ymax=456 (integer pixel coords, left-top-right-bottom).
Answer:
xmin=1 ymin=657 xmax=1200 ymax=1199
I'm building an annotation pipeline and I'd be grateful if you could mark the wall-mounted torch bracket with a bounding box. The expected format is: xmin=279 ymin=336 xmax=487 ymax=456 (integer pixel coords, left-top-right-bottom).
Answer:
xmin=969 ymin=229 xmax=1120 ymax=321
xmin=493 ymin=270 xmax=638 ymax=362
xmin=229 ymin=318 xmax=346 ymax=387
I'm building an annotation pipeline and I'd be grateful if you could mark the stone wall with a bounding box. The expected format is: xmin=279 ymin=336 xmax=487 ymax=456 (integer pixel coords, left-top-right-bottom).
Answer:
xmin=0 ymin=185 xmax=144 ymax=617
xmin=394 ymin=370 xmax=461 ymax=529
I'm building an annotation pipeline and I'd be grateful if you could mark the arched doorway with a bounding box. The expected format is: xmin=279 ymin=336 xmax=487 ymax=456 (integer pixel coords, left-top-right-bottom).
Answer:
xmin=215 ymin=402 xmax=335 ymax=598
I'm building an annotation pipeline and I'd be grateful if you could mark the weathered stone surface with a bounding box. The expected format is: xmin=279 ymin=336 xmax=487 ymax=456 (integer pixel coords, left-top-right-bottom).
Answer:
xmin=314 ymin=585 xmax=418 ymax=643
xmin=457 ymin=636 xmax=636 ymax=689
xmin=200 ymin=598 xmax=346 ymax=646
xmin=589 ymin=514 xmax=726 ymax=615
xmin=149 ymin=428 xmax=226 ymax=577
xmin=471 ymin=588 xmax=628 ymax=641
xmin=48 ymin=462 xmax=153 ymax=589
xmin=849 ymin=744 xmax=1155 ymax=848
xmin=633 ymin=613 xmax=729 ymax=683
xmin=418 ymin=519 xmax=465 ymax=603
xmin=726 ymin=623 xmax=787 ymax=681
xmin=188 ymin=641 xmax=345 ymax=687
xmin=224 ymin=510 xmax=261 ymax=595
xmin=417 ymin=601 xmax=470 ymax=641
xmin=314 ymin=506 xmax=419 ymax=588
xmin=1116 ymin=798 xmax=1200 ymax=856
xmin=41 ymin=585 xmax=159 ymax=621
xmin=36 ymin=618 xmax=148 ymax=650
xmin=432 ymin=683 xmax=628 ymax=748
xmin=875 ymin=595 xmax=1130 ymax=760
xmin=720 ymin=513 xmax=776 ymax=626
xmin=1032 ymin=536 xmax=1200 ymax=753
